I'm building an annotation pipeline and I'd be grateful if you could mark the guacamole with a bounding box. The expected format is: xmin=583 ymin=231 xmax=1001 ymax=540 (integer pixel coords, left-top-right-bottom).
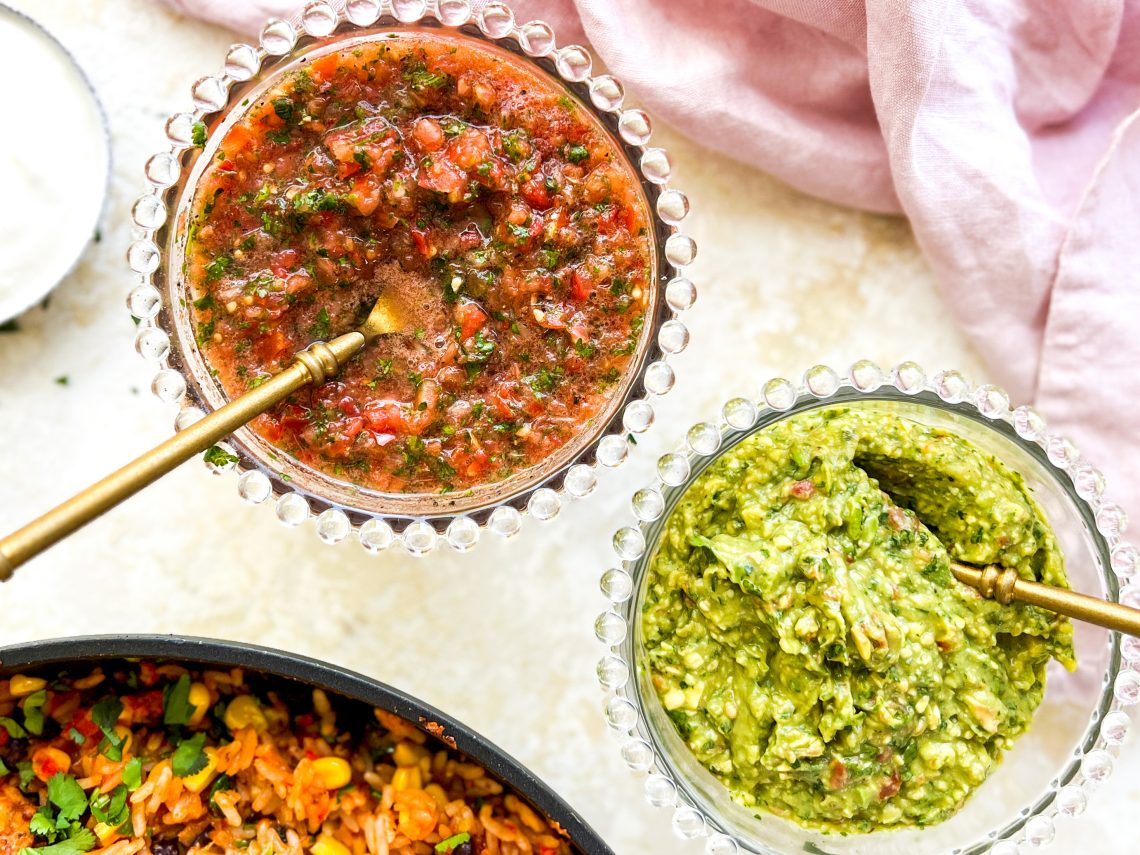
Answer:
xmin=642 ymin=407 xmax=1074 ymax=832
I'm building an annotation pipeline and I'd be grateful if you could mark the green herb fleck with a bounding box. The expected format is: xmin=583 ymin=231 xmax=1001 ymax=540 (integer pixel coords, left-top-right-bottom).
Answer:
xmin=172 ymin=733 xmax=209 ymax=778
xmin=435 ymin=832 xmax=471 ymax=853
xmin=191 ymin=121 xmax=207 ymax=148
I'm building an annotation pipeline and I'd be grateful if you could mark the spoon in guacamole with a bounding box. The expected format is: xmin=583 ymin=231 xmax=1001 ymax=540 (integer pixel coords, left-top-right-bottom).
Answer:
xmin=642 ymin=407 xmax=1076 ymax=832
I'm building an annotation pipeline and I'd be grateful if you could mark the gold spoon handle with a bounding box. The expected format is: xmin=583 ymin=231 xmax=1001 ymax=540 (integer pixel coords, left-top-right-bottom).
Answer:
xmin=0 ymin=333 xmax=365 ymax=581
xmin=952 ymin=562 xmax=1140 ymax=637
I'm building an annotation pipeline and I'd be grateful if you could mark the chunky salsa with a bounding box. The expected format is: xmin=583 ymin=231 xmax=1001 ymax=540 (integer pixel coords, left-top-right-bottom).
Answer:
xmin=186 ymin=35 xmax=653 ymax=494
xmin=643 ymin=408 xmax=1074 ymax=832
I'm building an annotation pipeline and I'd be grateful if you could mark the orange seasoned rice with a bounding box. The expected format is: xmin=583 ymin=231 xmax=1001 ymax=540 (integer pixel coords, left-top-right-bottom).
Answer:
xmin=0 ymin=664 xmax=571 ymax=855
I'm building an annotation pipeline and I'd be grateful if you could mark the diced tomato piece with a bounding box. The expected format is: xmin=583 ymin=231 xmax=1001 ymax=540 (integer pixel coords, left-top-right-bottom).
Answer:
xmin=256 ymin=328 xmax=290 ymax=362
xmin=224 ymin=124 xmax=255 ymax=155
xmin=139 ymin=662 xmax=159 ymax=687
xmin=827 ymin=759 xmax=848 ymax=791
xmin=417 ymin=158 xmax=467 ymax=199
xmin=492 ymin=381 xmax=524 ymax=420
xmin=879 ymin=771 xmax=902 ymax=799
xmin=348 ymin=173 xmax=382 ymax=216
xmin=569 ymin=267 xmax=594 ymax=301
xmin=790 ymin=480 xmax=816 ymax=500
xmin=449 ymin=447 xmax=491 ymax=479
xmin=322 ymin=416 xmax=365 ymax=458
xmin=455 ymin=301 xmax=488 ymax=340
xmin=123 ymin=690 xmax=165 ymax=722
xmin=311 ymin=53 xmax=339 ymax=81
xmin=364 ymin=401 xmax=406 ymax=435
xmin=450 ymin=128 xmax=492 ymax=170
xmin=411 ymin=228 xmax=431 ymax=256
xmin=271 ymin=248 xmax=300 ymax=277
xmin=521 ymin=175 xmax=552 ymax=210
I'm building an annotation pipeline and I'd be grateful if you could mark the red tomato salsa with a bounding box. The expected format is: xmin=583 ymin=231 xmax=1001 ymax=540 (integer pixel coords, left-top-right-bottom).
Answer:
xmin=186 ymin=34 xmax=653 ymax=494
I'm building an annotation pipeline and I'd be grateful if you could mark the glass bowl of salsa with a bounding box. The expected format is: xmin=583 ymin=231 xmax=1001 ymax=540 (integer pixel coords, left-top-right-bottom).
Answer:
xmin=127 ymin=1 xmax=695 ymax=554
xmin=595 ymin=361 xmax=1137 ymax=855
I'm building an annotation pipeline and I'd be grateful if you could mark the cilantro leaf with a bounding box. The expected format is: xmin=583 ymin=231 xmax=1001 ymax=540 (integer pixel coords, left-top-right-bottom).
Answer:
xmin=566 ymin=144 xmax=590 ymax=163
xmin=308 ymin=306 xmax=332 ymax=340
xmin=164 ymin=673 xmax=193 ymax=725
xmin=28 ymin=808 xmax=56 ymax=837
xmin=18 ymin=824 xmax=96 ymax=855
xmin=272 ymin=96 xmax=294 ymax=123
xmin=0 ymin=757 xmax=8 ymax=775
xmin=47 ymin=774 xmax=88 ymax=821
xmin=89 ymin=785 xmax=129 ymax=828
xmin=23 ymin=689 xmax=47 ymax=736
xmin=191 ymin=121 xmax=207 ymax=148
xmin=91 ymin=696 xmax=121 ymax=734
xmin=0 ymin=716 xmax=28 ymax=738
xmin=172 ymin=733 xmax=208 ymax=777
xmin=436 ymin=832 xmax=471 ymax=853
xmin=206 ymin=772 xmax=234 ymax=811
xmin=90 ymin=697 xmax=125 ymax=761
xmin=121 ymin=757 xmax=143 ymax=791
xmin=17 ymin=761 xmax=35 ymax=789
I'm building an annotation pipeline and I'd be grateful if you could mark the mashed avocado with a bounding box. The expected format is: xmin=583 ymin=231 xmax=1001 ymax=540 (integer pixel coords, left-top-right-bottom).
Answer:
xmin=642 ymin=407 xmax=1074 ymax=832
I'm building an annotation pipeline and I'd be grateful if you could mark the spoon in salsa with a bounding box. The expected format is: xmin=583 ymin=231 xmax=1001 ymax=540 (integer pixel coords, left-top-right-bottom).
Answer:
xmin=0 ymin=291 xmax=407 ymax=579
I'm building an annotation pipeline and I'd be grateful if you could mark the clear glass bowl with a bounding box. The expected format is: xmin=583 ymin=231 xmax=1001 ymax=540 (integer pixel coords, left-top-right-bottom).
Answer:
xmin=595 ymin=361 xmax=1139 ymax=855
xmin=126 ymin=0 xmax=695 ymax=555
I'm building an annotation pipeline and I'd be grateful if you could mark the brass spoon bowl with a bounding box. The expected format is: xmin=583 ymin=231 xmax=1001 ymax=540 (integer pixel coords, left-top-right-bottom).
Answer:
xmin=0 ymin=292 xmax=406 ymax=578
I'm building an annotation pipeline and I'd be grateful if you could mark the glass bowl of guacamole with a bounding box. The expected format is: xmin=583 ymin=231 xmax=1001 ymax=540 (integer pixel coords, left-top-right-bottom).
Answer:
xmin=595 ymin=362 xmax=1137 ymax=855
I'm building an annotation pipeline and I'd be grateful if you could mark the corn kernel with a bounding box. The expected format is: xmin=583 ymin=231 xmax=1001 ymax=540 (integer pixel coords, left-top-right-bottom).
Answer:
xmin=223 ymin=695 xmax=268 ymax=733
xmin=182 ymin=748 xmax=219 ymax=793
xmin=9 ymin=675 xmax=46 ymax=697
xmin=391 ymin=766 xmax=422 ymax=792
xmin=188 ymin=682 xmax=211 ymax=727
xmin=113 ymin=725 xmax=133 ymax=755
xmin=392 ymin=742 xmax=422 ymax=767
xmin=312 ymin=756 xmax=352 ymax=790
xmin=424 ymin=783 xmax=449 ymax=808
xmin=311 ymin=836 xmax=351 ymax=855
xmin=93 ymin=821 xmax=122 ymax=846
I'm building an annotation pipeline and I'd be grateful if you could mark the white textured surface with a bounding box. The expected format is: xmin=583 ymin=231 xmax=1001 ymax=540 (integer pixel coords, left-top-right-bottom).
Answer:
xmin=0 ymin=2 xmax=1135 ymax=853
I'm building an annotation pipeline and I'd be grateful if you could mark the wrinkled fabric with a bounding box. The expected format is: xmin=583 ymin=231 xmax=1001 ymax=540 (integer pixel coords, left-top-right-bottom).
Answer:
xmin=161 ymin=0 xmax=1140 ymax=520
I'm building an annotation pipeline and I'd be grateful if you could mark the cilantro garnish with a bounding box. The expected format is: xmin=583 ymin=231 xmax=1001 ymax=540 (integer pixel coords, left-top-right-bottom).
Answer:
xmin=17 ymin=825 xmax=96 ymax=855
xmin=23 ymin=689 xmax=47 ymax=736
xmin=89 ymin=784 xmax=129 ymax=828
xmin=203 ymin=446 xmax=239 ymax=468
xmin=0 ymin=758 xmax=9 ymax=775
xmin=573 ymin=339 xmax=596 ymax=359
xmin=191 ymin=121 xmax=207 ymax=148
xmin=353 ymin=148 xmax=372 ymax=171
xmin=272 ymin=96 xmax=295 ymax=123
xmin=163 ymin=673 xmax=194 ymax=725
xmin=48 ymin=773 xmax=88 ymax=821
xmin=90 ymin=696 xmax=125 ymax=761
xmin=172 ymin=733 xmax=208 ymax=777
xmin=67 ymin=728 xmax=85 ymax=746
xmin=435 ymin=832 xmax=471 ymax=852
xmin=539 ymin=248 xmax=560 ymax=269
xmin=204 ymin=255 xmax=233 ymax=282
xmin=309 ymin=306 xmax=332 ymax=339
xmin=566 ymin=144 xmax=590 ymax=163
xmin=401 ymin=59 xmax=451 ymax=91
xmin=293 ymin=188 xmax=345 ymax=213
xmin=122 ymin=757 xmax=143 ymax=791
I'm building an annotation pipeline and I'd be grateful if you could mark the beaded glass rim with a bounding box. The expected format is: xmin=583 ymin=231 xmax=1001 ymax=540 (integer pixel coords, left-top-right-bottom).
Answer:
xmin=126 ymin=0 xmax=696 ymax=556
xmin=594 ymin=361 xmax=1139 ymax=855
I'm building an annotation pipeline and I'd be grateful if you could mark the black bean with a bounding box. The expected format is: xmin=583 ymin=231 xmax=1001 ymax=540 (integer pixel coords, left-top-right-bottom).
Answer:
xmin=152 ymin=841 xmax=181 ymax=855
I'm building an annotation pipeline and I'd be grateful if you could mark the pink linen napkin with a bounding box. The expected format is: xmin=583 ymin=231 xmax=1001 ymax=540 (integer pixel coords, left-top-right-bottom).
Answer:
xmin=161 ymin=0 xmax=1140 ymax=526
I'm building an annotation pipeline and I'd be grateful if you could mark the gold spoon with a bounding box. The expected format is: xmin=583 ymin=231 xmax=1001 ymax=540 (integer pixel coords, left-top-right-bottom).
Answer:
xmin=0 ymin=293 xmax=406 ymax=580
xmin=952 ymin=561 xmax=1140 ymax=637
